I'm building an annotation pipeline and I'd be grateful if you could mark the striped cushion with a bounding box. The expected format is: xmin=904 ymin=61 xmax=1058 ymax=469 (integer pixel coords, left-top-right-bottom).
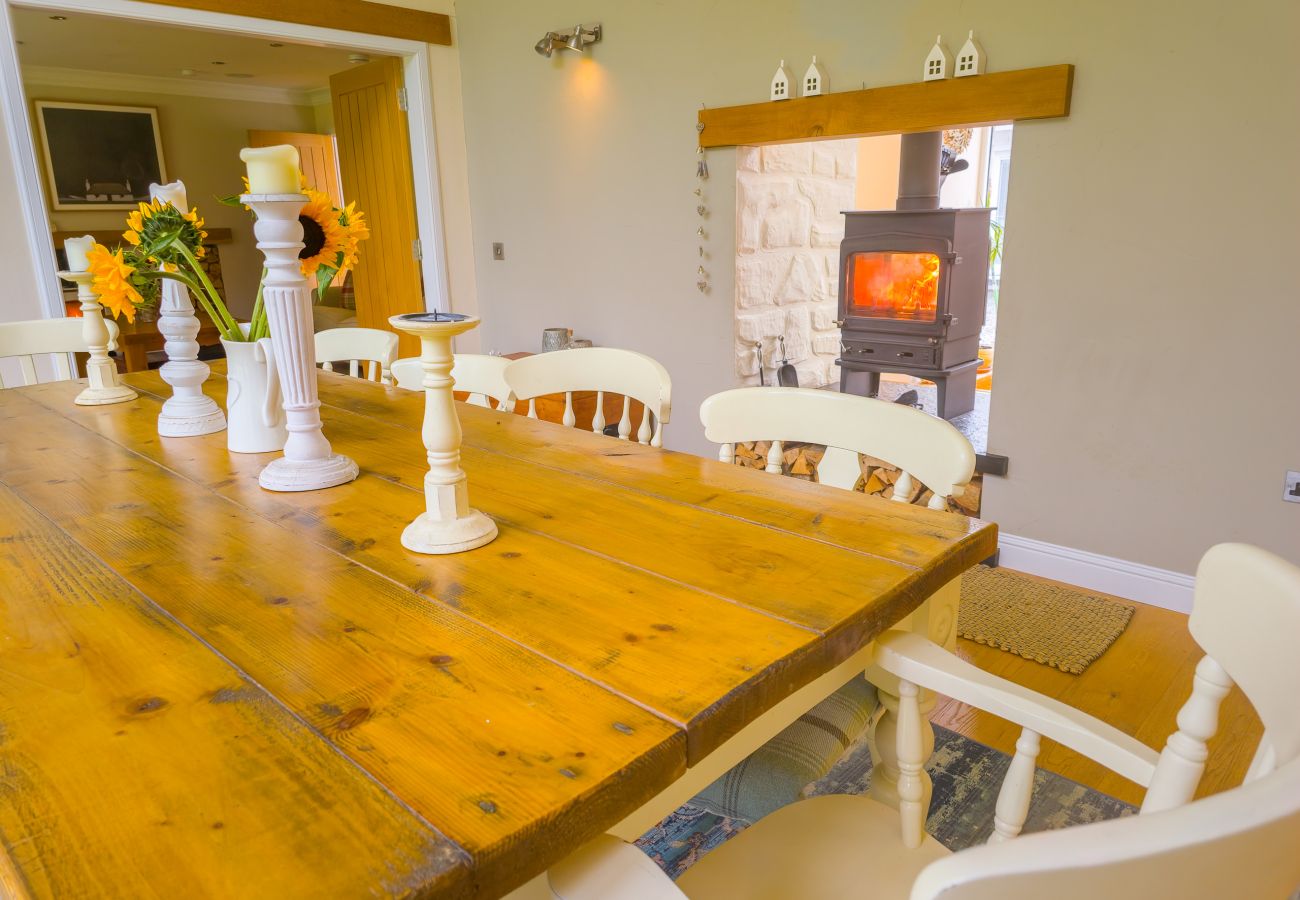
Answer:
xmin=690 ymin=675 xmax=879 ymax=822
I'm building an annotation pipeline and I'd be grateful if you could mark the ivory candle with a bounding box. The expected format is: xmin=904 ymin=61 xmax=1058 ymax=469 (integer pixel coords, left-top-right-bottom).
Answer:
xmin=149 ymin=180 xmax=188 ymax=210
xmin=240 ymin=145 xmax=301 ymax=195
xmin=63 ymin=235 xmax=94 ymax=272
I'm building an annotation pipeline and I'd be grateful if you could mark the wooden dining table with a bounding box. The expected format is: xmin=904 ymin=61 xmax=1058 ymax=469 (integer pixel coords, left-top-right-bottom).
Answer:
xmin=0 ymin=364 xmax=996 ymax=899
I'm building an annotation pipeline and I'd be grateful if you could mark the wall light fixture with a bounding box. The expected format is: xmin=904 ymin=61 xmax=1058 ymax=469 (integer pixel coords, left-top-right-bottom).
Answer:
xmin=534 ymin=23 xmax=601 ymax=58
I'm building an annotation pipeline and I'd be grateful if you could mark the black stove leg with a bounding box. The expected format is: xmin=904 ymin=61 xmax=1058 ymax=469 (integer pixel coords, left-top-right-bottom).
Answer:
xmin=840 ymin=367 xmax=879 ymax=398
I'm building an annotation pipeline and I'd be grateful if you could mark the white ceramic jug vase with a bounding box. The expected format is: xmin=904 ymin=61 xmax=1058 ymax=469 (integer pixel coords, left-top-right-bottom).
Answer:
xmin=222 ymin=332 xmax=287 ymax=454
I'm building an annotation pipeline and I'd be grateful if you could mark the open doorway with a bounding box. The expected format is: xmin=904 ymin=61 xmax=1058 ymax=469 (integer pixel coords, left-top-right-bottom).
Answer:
xmin=733 ymin=127 xmax=1015 ymax=515
xmin=0 ymin=0 xmax=447 ymax=364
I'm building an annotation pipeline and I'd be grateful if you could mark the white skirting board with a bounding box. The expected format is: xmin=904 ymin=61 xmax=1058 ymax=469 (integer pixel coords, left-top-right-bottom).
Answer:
xmin=997 ymin=534 xmax=1195 ymax=614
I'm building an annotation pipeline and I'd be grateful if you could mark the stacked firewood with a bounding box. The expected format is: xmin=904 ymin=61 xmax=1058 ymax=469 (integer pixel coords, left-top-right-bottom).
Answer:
xmin=731 ymin=441 xmax=982 ymax=516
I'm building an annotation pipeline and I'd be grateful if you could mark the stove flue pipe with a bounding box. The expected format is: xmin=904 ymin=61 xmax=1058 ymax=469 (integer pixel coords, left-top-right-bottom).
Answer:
xmin=896 ymin=131 xmax=942 ymax=211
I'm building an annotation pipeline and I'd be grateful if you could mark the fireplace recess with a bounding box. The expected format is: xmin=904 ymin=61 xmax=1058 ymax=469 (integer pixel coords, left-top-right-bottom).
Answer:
xmin=836 ymin=132 xmax=991 ymax=419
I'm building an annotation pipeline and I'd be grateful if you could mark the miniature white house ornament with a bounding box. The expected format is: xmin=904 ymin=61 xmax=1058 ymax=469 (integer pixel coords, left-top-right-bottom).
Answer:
xmin=955 ymin=31 xmax=986 ymax=77
xmin=923 ymin=36 xmax=952 ymax=81
xmin=770 ymin=60 xmax=793 ymax=100
xmin=802 ymin=56 xmax=826 ymax=96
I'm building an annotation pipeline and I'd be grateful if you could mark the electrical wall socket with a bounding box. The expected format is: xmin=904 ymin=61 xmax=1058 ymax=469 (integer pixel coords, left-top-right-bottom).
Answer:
xmin=1284 ymin=471 xmax=1300 ymax=504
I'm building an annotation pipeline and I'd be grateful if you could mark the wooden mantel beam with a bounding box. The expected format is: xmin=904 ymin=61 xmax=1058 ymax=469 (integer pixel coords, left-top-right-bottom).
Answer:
xmin=137 ymin=0 xmax=452 ymax=45
xmin=698 ymin=64 xmax=1073 ymax=148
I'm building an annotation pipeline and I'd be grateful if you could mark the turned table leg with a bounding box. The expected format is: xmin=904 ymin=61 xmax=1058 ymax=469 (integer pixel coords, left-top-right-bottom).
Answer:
xmin=865 ymin=574 xmax=961 ymax=813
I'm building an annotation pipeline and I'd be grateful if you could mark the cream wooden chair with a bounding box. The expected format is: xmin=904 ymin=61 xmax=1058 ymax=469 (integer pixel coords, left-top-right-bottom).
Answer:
xmin=314 ymin=327 xmax=398 ymax=385
xmin=503 ymin=347 xmax=672 ymax=447
xmin=549 ymin=543 xmax=1300 ymax=900
xmin=699 ymin=386 xmax=975 ymax=506
xmin=0 ymin=317 xmax=121 ymax=388
xmin=392 ymin=353 xmax=514 ymax=410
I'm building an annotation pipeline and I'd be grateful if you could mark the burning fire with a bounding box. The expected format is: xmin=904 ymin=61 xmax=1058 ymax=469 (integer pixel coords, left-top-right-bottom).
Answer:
xmin=849 ymin=252 xmax=941 ymax=321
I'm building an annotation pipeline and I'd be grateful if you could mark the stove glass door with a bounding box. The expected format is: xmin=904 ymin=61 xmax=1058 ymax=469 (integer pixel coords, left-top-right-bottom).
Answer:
xmin=845 ymin=251 xmax=941 ymax=323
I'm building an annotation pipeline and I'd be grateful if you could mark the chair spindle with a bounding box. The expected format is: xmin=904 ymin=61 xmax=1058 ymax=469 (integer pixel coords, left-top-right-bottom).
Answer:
xmin=592 ymin=391 xmax=606 ymax=434
xmin=896 ymin=678 xmax=928 ymax=849
xmin=1142 ymin=655 xmax=1233 ymax=813
xmin=989 ymin=728 xmax=1040 ymax=843
xmin=765 ymin=440 xmax=783 ymax=474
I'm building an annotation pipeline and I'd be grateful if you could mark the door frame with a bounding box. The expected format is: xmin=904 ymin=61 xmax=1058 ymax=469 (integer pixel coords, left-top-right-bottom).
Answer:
xmin=0 ymin=0 xmax=451 ymax=321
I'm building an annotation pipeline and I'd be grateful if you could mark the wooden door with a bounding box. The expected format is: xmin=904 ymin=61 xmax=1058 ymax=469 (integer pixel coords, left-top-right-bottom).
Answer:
xmin=248 ymin=130 xmax=349 ymax=288
xmin=330 ymin=57 xmax=423 ymax=356
xmin=247 ymin=130 xmax=342 ymax=204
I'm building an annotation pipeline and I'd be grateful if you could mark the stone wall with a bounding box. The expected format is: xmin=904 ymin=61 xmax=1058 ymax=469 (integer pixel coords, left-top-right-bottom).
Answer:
xmin=734 ymin=140 xmax=857 ymax=387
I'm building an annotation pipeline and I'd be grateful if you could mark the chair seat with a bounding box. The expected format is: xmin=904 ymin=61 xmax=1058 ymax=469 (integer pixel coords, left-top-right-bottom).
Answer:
xmin=676 ymin=794 xmax=950 ymax=900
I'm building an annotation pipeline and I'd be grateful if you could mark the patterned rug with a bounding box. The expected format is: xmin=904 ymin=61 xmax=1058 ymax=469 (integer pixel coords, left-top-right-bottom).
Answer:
xmin=637 ymin=724 xmax=1136 ymax=879
xmin=959 ymin=566 xmax=1136 ymax=674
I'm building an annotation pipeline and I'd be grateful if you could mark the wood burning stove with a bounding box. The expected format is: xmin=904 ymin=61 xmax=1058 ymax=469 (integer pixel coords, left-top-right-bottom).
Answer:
xmin=836 ymin=132 xmax=991 ymax=419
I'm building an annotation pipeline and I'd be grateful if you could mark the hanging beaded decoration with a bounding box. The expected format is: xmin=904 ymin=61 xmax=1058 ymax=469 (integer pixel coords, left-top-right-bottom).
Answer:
xmin=695 ymin=117 xmax=709 ymax=293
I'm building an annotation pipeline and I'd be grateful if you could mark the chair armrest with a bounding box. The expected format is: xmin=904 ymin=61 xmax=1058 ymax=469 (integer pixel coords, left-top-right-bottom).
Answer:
xmin=873 ymin=630 xmax=1158 ymax=787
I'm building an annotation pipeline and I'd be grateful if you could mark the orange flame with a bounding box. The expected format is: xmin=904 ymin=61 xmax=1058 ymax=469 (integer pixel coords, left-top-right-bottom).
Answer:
xmin=849 ymin=252 xmax=940 ymax=322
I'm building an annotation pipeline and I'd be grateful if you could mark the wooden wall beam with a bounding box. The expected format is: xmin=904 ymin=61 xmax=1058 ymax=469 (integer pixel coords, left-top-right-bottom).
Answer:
xmin=137 ymin=0 xmax=452 ymax=46
xmin=699 ymin=65 xmax=1073 ymax=148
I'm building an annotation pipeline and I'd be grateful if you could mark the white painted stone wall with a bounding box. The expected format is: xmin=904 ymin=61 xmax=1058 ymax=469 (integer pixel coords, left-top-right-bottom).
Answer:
xmin=734 ymin=140 xmax=857 ymax=387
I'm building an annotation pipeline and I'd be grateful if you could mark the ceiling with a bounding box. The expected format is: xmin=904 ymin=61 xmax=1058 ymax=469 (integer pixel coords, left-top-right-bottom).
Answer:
xmin=13 ymin=7 xmax=388 ymax=93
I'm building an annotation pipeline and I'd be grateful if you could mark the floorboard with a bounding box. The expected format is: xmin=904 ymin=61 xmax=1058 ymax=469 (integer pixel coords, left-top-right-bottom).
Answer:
xmin=931 ymin=570 xmax=1261 ymax=807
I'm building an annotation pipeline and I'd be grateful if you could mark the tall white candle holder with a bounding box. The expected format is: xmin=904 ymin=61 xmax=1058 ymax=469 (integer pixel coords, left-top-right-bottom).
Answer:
xmin=152 ymin=181 xmax=225 ymax=437
xmin=390 ymin=312 xmax=498 ymax=554
xmin=59 ymin=270 xmax=137 ymax=406
xmin=244 ymin=193 xmax=358 ymax=492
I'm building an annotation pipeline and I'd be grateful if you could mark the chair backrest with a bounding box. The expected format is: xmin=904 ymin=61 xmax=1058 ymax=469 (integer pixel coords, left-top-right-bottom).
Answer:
xmin=699 ymin=387 xmax=974 ymax=507
xmin=391 ymin=353 xmax=514 ymax=410
xmin=0 ymin=317 xmax=120 ymax=388
xmin=912 ymin=753 xmax=1300 ymax=900
xmin=1189 ymin=543 xmax=1300 ymax=779
xmin=314 ymin=327 xmax=398 ymax=384
xmin=503 ymin=347 xmax=672 ymax=447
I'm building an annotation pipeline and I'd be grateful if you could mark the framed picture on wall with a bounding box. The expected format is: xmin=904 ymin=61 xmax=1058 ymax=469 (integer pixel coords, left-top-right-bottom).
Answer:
xmin=34 ymin=101 xmax=166 ymax=211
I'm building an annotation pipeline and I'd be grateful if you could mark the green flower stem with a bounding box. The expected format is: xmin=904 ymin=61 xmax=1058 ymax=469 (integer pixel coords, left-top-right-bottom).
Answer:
xmin=248 ymin=271 xmax=269 ymax=341
xmin=174 ymin=242 xmax=242 ymax=337
xmin=152 ymin=272 xmax=241 ymax=342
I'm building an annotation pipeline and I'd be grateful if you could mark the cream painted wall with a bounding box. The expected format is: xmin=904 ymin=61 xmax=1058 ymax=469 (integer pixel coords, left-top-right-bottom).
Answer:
xmin=16 ymin=82 xmax=315 ymax=319
xmin=454 ymin=0 xmax=1300 ymax=573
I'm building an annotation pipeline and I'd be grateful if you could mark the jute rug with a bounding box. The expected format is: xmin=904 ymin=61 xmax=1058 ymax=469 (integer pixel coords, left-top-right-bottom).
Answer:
xmin=958 ymin=565 xmax=1136 ymax=675
xmin=638 ymin=725 xmax=1135 ymax=878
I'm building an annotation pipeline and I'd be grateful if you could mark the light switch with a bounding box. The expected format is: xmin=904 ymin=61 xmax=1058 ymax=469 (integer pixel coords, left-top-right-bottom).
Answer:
xmin=491 ymin=242 xmax=505 ymax=261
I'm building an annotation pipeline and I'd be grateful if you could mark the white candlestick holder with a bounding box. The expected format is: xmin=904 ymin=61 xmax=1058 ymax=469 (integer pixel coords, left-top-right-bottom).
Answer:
xmin=243 ymin=193 xmax=358 ymax=492
xmin=156 ymin=271 xmax=226 ymax=436
xmin=59 ymin=270 xmax=137 ymax=406
xmin=390 ymin=312 xmax=498 ymax=554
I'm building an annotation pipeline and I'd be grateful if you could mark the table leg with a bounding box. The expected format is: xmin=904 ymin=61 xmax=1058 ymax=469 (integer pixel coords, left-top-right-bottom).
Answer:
xmin=123 ymin=342 xmax=149 ymax=373
xmin=865 ymin=575 xmax=961 ymax=812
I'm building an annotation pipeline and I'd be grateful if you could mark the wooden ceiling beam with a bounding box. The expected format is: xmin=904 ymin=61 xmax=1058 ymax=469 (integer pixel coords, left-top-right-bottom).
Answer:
xmin=137 ymin=0 xmax=452 ymax=46
xmin=699 ymin=64 xmax=1073 ymax=148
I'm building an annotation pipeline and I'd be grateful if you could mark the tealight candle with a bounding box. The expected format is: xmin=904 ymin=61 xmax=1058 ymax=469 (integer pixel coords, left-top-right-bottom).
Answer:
xmin=149 ymin=180 xmax=188 ymax=210
xmin=63 ymin=234 xmax=94 ymax=272
xmin=240 ymin=145 xmax=301 ymax=195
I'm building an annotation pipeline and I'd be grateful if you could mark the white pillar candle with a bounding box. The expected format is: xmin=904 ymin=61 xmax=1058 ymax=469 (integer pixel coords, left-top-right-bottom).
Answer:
xmin=149 ymin=180 xmax=188 ymax=210
xmin=63 ymin=234 xmax=94 ymax=272
xmin=239 ymin=145 xmax=301 ymax=195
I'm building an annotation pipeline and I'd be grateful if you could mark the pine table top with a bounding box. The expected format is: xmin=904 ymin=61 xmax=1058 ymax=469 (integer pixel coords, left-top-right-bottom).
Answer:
xmin=0 ymin=366 xmax=996 ymax=898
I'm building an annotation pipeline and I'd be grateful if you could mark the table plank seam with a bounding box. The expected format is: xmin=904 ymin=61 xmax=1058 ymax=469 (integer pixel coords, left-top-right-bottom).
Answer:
xmin=0 ymin=477 xmax=476 ymax=881
xmin=302 ymin=377 xmax=976 ymax=568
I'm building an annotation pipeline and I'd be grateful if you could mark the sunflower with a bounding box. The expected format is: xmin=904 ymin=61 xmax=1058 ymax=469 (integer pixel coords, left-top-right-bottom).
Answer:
xmin=122 ymin=199 xmax=208 ymax=261
xmin=297 ymin=188 xmax=347 ymax=280
xmin=87 ymin=244 xmax=144 ymax=323
xmin=337 ymin=201 xmax=370 ymax=272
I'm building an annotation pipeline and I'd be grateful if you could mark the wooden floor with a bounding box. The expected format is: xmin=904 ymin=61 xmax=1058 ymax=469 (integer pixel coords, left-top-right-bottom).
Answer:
xmin=931 ymin=571 xmax=1262 ymax=807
